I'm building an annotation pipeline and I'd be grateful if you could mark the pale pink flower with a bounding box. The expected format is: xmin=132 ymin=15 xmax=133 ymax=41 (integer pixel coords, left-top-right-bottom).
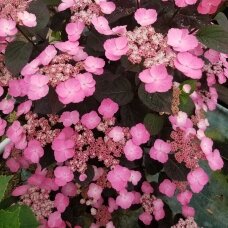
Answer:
xmin=0 ymin=19 xmax=17 ymax=37
xmin=54 ymin=166 xmax=74 ymax=186
xmin=0 ymin=118 xmax=7 ymax=136
xmin=116 ymin=190 xmax=134 ymax=209
xmin=6 ymin=121 xmax=24 ymax=145
xmin=129 ymin=170 xmax=142 ymax=185
xmin=98 ymin=98 xmax=119 ymax=118
xmin=177 ymin=190 xmax=192 ymax=205
xmin=24 ymin=140 xmax=44 ymax=163
xmin=139 ymin=65 xmax=173 ymax=93
xmin=187 ymin=167 xmax=209 ymax=193
xmin=206 ymin=149 xmax=224 ymax=171
xmin=66 ymin=21 xmax=85 ymax=42
xmin=130 ymin=123 xmax=150 ymax=145
xmin=134 ymin=8 xmax=157 ymax=26
xmin=91 ymin=16 xmax=113 ymax=35
xmin=21 ymin=59 xmax=40 ymax=76
xmin=0 ymin=98 xmax=15 ymax=114
xmin=141 ymin=181 xmax=153 ymax=194
xmin=149 ymin=139 xmax=171 ymax=163
xmin=84 ymin=56 xmax=105 ymax=75
xmin=107 ymin=165 xmax=131 ymax=191
xmin=124 ymin=139 xmax=143 ymax=161
xmin=54 ymin=41 xmax=80 ymax=56
xmin=77 ymin=72 xmax=96 ymax=96
xmin=167 ymin=28 xmax=198 ymax=52
xmin=174 ymin=52 xmax=204 ymax=79
xmin=87 ymin=183 xmax=103 ymax=201
xmin=18 ymin=11 xmax=37 ymax=27
xmin=0 ymin=86 xmax=3 ymax=97
xmin=48 ymin=211 xmax=65 ymax=228
xmin=174 ymin=0 xmax=197 ymax=7
xmin=108 ymin=126 xmax=124 ymax=142
xmin=182 ymin=205 xmax=195 ymax=217
xmin=12 ymin=185 xmax=29 ymax=196
xmin=104 ymin=37 xmax=128 ymax=61
xmin=197 ymin=0 xmax=222 ymax=14
xmin=61 ymin=182 xmax=77 ymax=197
xmin=54 ymin=193 xmax=69 ymax=213
xmin=58 ymin=0 xmax=75 ymax=11
xmin=17 ymin=100 xmax=32 ymax=116
xmin=200 ymin=137 xmax=213 ymax=155
xmin=108 ymin=197 xmax=118 ymax=213
xmin=159 ymin=179 xmax=176 ymax=197
xmin=106 ymin=221 xmax=115 ymax=228
xmin=59 ymin=111 xmax=80 ymax=127
xmin=81 ymin=111 xmax=101 ymax=129
xmin=73 ymin=47 xmax=88 ymax=61
xmin=37 ymin=45 xmax=57 ymax=66
xmin=92 ymin=166 xmax=104 ymax=181
xmin=204 ymin=49 xmax=220 ymax=64
xmin=99 ymin=1 xmax=116 ymax=14
xmin=139 ymin=212 xmax=153 ymax=225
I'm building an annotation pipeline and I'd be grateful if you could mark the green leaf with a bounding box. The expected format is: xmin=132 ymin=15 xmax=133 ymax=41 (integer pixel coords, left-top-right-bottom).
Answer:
xmin=179 ymin=94 xmax=195 ymax=115
xmin=94 ymin=74 xmax=134 ymax=106
xmin=144 ymin=113 xmax=165 ymax=135
xmin=138 ymin=84 xmax=172 ymax=113
xmin=28 ymin=0 xmax=50 ymax=32
xmin=0 ymin=208 xmax=20 ymax=228
xmin=121 ymin=56 xmax=141 ymax=73
xmin=5 ymin=41 xmax=33 ymax=76
xmin=215 ymin=84 xmax=228 ymax=106
xmin=0 ymin=175 xmax=13 ymax=202
xmin=179 ymin=80 xmax=197 ymax=94
xmin=197 ymin=25 xmax=228 ymax=54
xmin=215 ymin=12 xmax=228 ymax=32
xmin=42 ymin=0 xmax=61 ymax=5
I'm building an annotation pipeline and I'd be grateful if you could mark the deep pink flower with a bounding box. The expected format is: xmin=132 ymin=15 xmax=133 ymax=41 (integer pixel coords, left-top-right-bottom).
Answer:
xmin=21 ymin=59 xmax=40 ymax=76
xmin=108 ymin=126 xmax=124 ymax=142
xmin=0 ymin=98 xmax=15 ymax=114
xmin=59 ymin=111 xmax=80 ymax=127
xmin=206 ymin=149 xmax=224 ymax=171
xmin=182 ymin=205 xmax=195 ymax=217
xmin=167 ymin=28 xmax=198 ymax=52
xmin=204 ymin=49 xmax=220 ymax=64
xmin=77 ymin=73 xmax=96 ymax=96
xmin=0 ymin=19 xmax=17 ymax=37
xmin=48 ymin=211 xmax=65 ymax=228
xmin=200 ymin=137 xmax=213 ymax=155
xmin=0 ymin=118 xmax=7 ymax=136
xmin=66 ymin=21 xmax=85 ymax=41
xmin=141 ymin=181 xmax=154 ymax=194
xmin=81 ymin=111 xmax=101 ymax=129
xmin=18 ymin=11 xmax=37 ymax=27
xmin=84 ymin=56 xmax=105 ymax=75
xmin=87 ymin=183 xmax=103 ymax=201
xmin=149 ymin=139 xmax=171 ymax=163
xmin=54 ymin=166 xmax=74 ymax=186
xmin=116 ymin=190 xmax=134 ymax=209
xmin=177 ymin=190 xmax=192 ymax=205
xmin=12 ymin=185 xmax=29 ymax=196
xmin=0 ymin=86 xmax=3 ymax=97
xmin=17 ymin=100 xmax=32 ymax=116
xmin=124 ymin=139 xmax=143 ymax=161
xmin=174 ymin=0 xmax=197 ymax=7
xmin=6 ymin=158 xmax=20 ymax=173
xmin=159 ymin=179 xmax=176 ymax=197
xmin=139 ymin=65 xmax=173 ymax=93
xmin=139 ymin=212 xmax=153 ymax=225
xmin=129 ymin=170 xmax=142 ymax=185
xmin=54 ymin=193 xmax=69 ymax=213
xmin=134 ymin=8 xmax=157 ymax=26
xmin=24 ymin=140 xmax=44 ymax=163
xmin=174 ymin=52 xmax=204 ymax=79
xmin=197 ymin=0 xmax=222 ymax=14
xmin=61 ymin=182 xmax=77 ymax=197
xmin=130 ymin=123 xmax=150 ymax=145
xmin=108 ymin=197 xmax=118 ymax=213
xmin=98 ymin=98 xmax=119 ymax=118
xmin=37 ymin=45 xmax=57 ymax=66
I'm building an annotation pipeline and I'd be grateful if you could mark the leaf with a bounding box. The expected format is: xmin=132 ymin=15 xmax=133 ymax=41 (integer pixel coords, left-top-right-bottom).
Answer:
xmin=50 ymin=10 xmax=71 ymax=32
xmin=206 ymin=105 xmax=228 ymax=142
xmin=121 ymin=56 xmax=141 ymax=73
xmin=86 ymin=31 xmax=105 ymax=53
xmin=215 ymin=84 xmax=228 ymax=106
xmin=0 ymin=175 xmax=13 ymax=202
xmin=0 ymin=208 xmax=20 ymax=227
xmin=197 ymin=25 xmax=228 ymax=54
xmin=144 ymin=113 xmax=165 ymax=135
xmin=42 ymin=0 xmax=61 ymax=5
xmin=5 ymin=41 xmax=33 ymax=76
xmin=215 ymin=12 xmax=228 ymax=32
xmin=33 ymin=87 xmax=64 ymax=114
xmin=28 ymin=0 xmax=50 ymax=32
xmin=179 ymin=94 xmax=195 ymax=115
xmin=94 ymin=75 xmax=134 ymax=106
xmin=138 ymin=84 xmax=172 ymax=113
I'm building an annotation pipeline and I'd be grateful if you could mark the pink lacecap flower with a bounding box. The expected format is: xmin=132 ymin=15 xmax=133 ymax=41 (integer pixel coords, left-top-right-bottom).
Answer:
xmin=21 ymin=59 xmax=40 ymax=76
xmin=98 ymin=1 xmax=116 ymax=14
xmin=134 ymin=8 xmax=157 ymax=26
xmin=59 ymin=111 xmax=80 ymax=127
xmin=54 ymin=193 xmax=69 ymax=213
xmin=0 ymin=98 xmax=15 ymax=114
xmin=141 ymin=181 xmax=154 ymax=194
xmin=81 ymin=111 xmax=101 ymax=129
xmin=37 ymin=45 xmax=57 ymax=66
xmin=77 ymin=72 xmax=96 ymax=97
xmin=0 ymin=19 xmax=17 ymax=37
xmin=48 ymin=211 xmax=65 ymax=228
xmin=3 ymin=142 xmax=14 ymax=160
xmin=174 ymin=52 xmax=204 ymax=79
xmin=56 ymin=78 xmax=85 ymax=104
xmin=159 ymin=179 xmax=176 ymax=197
xmin=206 ymin=149 xmax=224 ymax=171
xmin=84 ymin=56 xmax=105 ymax=75
xmin=58 ymin=0 xmax=75 ymax=11
xmin=187 ymin=167 xmax=209 ymax=193
xmin=132 ymin=191 xmax=141 ymax=204
xmin=66 ymin=21 xmax=85 ymax=42
xmin=8 ymin=79 xmax=26 ymax=97
xmin=91 ymin=16 xmax=113 ymax=35
xmin=52 ymin=127 xmax=75 ymax=162
xmin=108 ymin=126 xmax=124 ymax=142
xmin=0 ymin=117 xmax=7 ymax=136
xmin=153 ymin=199 xmax=165 ymax=221
xmin=25 ymin=74 xmax=49 ymax=100
xmin=92 ymin=166 xmax=104 ymax=181
xmin=139 ymin=65 xmax=173 ymax=93
xmin=87 ymin=183 xmax=103 ymax=201
xmin=73 ymin=47 xmax=88 ymax=61
xmin=54 ymin=166 xmax=74 ymax=186
xmin=12 ymin=185 xmax=29 ymax=196
xmin=182 ymin=205 xmax=195 ymax=217
xmin=104 ymin=37 xmax=128 ymax=61
xmin=106 ymin=221 xmax=115 ymax=228
xmin=130 ymin=123 xmax=150 ymax=145
xmin=204 ymin=49 xmax=220 ymax=64
xmin=139 ymin=212 xmax=153 ymax=225
xmin=0 ymin=85 xmax=3 ymax=97
xmin=54 ymin=41 xmax=80 ymax=56
xmin=200 ymin=137 xmax=213 ymax=155
xmin=177 ymin=190 xmax=193 ymax=205
xmin=167 ymin=28 xmax=198 ymax=52
xmin=124 ymin=139 xmax=143 ymax=161
xmin=24 ymin=139 xmax=44 ymax=163
xmin=129 ymin=170 xmax=142 ymax=185
xmin=116 ymin=190 xmax=134 ymax=209
xmin=107 ymin=165 xmax=131 ymax=191
xmin=6 ymin=158 xmax=20 ymax=173
xmin=197 ymin=0 xmax=222 ymax=14
xmin=61 ymin=182 xmax=77 ymax=197
xmin=174 ymin=0 xmax=197 ymax=8
xmin=17 ymin=100 xmax=32 ymax=116
xmin=98 ymin=98 xmax=119 ymax=118
xmin=149 ymin=139 xmax=171 ymax=163
xmin=108 ymin=197 xmax=118 ymax=213
xmin=18 ymin=11 xmax=37 ymax=27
